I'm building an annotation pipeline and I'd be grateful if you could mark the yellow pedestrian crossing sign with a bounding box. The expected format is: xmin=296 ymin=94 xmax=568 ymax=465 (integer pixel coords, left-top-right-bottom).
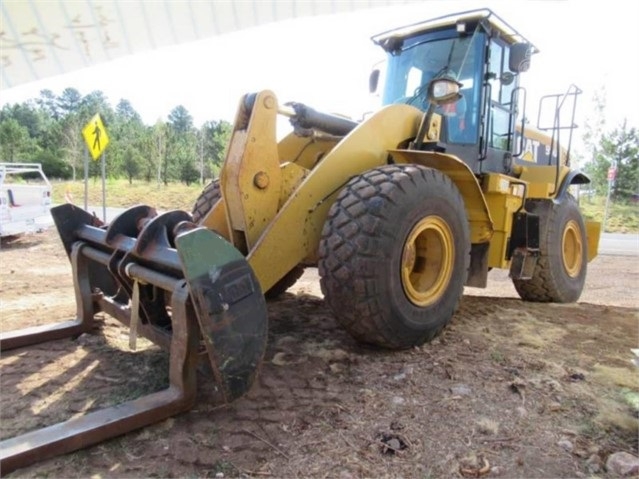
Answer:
xmin=82 ymin=113 xmax=110 ymax=160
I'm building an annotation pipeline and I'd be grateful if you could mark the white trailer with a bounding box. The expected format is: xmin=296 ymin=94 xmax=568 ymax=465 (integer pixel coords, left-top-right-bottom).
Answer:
xmin=0 ymin=163 xmax=52 ymax=237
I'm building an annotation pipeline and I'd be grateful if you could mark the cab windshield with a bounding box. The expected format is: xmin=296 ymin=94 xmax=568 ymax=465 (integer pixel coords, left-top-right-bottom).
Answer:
xmin=381 ymin=27 xmax=485 ymax=143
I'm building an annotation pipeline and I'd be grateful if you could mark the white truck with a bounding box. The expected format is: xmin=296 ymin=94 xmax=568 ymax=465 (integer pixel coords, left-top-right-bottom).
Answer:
xmin=0 ymin=163 xmax=52 ymax=237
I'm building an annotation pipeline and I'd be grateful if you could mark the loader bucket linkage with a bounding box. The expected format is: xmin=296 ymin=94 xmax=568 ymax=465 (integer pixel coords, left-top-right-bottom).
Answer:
xmin=0 ymin=203 xmax=268 ymax=474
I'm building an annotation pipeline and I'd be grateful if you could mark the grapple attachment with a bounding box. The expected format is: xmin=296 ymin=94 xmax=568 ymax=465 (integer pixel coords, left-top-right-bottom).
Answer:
xmin=0 ymin=203 xmax=268 ymax=474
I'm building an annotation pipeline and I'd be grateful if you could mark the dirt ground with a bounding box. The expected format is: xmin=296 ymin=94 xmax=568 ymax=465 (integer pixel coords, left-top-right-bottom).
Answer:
xmin=1 ymin=229 xmax=638 ymax=478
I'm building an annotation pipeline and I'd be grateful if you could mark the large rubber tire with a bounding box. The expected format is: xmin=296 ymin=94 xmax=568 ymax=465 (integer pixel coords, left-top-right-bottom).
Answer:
xmin=512 ymin=195 xmax=587 ymax=303
xmin=319 ymin=164 xmax=470 ymax=350
xmin=192 ymin=180 xmax=222 ymax=224
xmin=191 ymin=179 xmax=304 ymax=299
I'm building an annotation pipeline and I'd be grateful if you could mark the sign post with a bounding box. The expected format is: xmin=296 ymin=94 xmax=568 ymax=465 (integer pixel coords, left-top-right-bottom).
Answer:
xmin=101 ymin=152 xmax=107 ymax=222
xmin=82 ymin=114 xmax=110 ymax=222
xmin=603 ymin=165 xmax=617 ymax=232
xmin=83 ymin=147 xmax=88 ymax=210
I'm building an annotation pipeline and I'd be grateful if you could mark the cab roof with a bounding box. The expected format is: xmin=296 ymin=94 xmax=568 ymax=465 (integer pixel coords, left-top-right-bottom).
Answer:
xmin=371 ymin=8 xmax=539 ymax=54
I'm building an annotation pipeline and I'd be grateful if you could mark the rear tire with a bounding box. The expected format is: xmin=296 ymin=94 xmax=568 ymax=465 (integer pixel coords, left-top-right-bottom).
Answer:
xmin=191 ymin=179 xmax=304 ymax=299
xmin=319 ymin=164 xmax=470 ymax=349
xmin=512 ymin=196 xmax=587 ymax=302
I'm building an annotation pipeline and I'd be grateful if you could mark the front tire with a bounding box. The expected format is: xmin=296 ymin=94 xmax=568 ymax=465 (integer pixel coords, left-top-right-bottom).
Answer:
xmin=318 ymin=164 xmax=470 ymax=349
xmin=512 ymin=196 xmax=587 ymax=303
xmin=192 ymin=180 xmax=222 ymax=224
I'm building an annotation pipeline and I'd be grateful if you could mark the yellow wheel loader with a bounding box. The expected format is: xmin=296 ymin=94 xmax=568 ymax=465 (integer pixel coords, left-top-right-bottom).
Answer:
xmin=0 ymin=9 xmax=600 ymax=473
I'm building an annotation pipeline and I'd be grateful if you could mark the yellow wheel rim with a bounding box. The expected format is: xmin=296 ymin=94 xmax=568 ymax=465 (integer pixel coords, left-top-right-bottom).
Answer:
xmin=401 ymin=216 xmax=454 ymax=307
xmin=562 ymin=219 xmax=583 ymax=278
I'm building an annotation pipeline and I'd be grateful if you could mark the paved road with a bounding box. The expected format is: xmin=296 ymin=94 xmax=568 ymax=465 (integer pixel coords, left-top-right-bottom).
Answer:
xmin=599 ymin=232 xmax=639 ymax=257
xmin=35 ymin=207 xmax=639 ymax=257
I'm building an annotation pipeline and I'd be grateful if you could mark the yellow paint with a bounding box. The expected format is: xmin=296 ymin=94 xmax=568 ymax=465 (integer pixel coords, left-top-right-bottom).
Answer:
xmin=562 ymin=219 xmax=583 ymax=278
xmin=418 ymin=112 xmax=442 ymax=142
xmin=200 ymin=196 xmax=230 ymax=240
xmin=481 ymin=173 xmax=526 ymax=269
xmin=518 ymin=165 xmax=570 ymax=199
xmin=585 ymin=220 xmax=600 ymax=262
xmin=278 ymin=162 xmax=309 ymax=210
xmin=401 ymin=216 xmax=454 ymax=306
xmin=521 ymin=151 xmax=535 ymax=162
xmin=82 ymin=113 xmax=110 ymax=160
xmin=220 ymin=91 xmax=283 ymax=252
xmin=203 ymin=90 xmax=598 ymax=293
xmin=248 ymin=103 xmax=423 ymax=292
xmin=516 ymin=123 xmax=569 ymax=165
xmin=277 ymin=132 xmax=338 ymax=170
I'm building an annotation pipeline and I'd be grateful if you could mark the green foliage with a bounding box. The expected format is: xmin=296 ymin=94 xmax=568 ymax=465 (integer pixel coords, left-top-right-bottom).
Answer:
xmin=168 ymin=105 xmax=193 ymax=134
xmin=581 ymin=87 xmax=639 ymax=202
xmin=57 ymin=87 xmax=82 ymax=115
xmin=115 ymin=99 xmax=141 ymax=123
xmin=36 ymin=89 xmax=62 ymax=119
xmin=122 ymin=146 xmax=142 ymax=184
xmin=0 ymin=101 xmax=47 ymax=138
xmin=165 ymin=106 xmax=197 ymax=184
xmin=180 ymin=161 xmax=200 ymax=185
xmin=0 ymin=89 xmax=231 ymax=186
xmin=584 ymin=121 xmax=639 ymax=201
xmin=0 ymin=118 xmax=35 ymax=161
xmin=202 ymin=119 xmax=232 ymax=173
xmin=34 ymin=149 xmax=73 ymax=179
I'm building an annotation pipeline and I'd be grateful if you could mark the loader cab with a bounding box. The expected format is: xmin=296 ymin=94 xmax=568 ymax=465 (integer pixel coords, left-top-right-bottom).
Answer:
xmin=371 ymin=9 xmax=536 ymax=176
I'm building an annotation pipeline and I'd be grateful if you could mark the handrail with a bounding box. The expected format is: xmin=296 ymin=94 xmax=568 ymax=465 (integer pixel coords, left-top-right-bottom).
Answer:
xmin=536 ymin=84 xmax=582 ymax=195
xmin=511 ymin=86 xmax=527 ymax=158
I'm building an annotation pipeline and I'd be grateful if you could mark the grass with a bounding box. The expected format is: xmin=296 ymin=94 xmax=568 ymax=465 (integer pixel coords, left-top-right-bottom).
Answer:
xmin=512 ymin=317 xmax=567 ymax=350
xmin=52 ymin=179 xmax=639 ymax=233
xmin=475 ymin=417 xmax=500 ymax=435
xmin=594 ymin=398 xmax=639 ymax=437
xmin=51 ymin=178 xmax=204 ymax=212
xmin=592 ymin=364 xmax=639 ymax=390
xmin=489 ymin=349 xmax=506 ymax=364
xmin=578 ymin=195 xmax=639 ymax=233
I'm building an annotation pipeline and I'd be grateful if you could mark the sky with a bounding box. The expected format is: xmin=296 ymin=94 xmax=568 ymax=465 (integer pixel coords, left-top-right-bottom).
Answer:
xmin=1 ymin=0 xmax=637 ymax=155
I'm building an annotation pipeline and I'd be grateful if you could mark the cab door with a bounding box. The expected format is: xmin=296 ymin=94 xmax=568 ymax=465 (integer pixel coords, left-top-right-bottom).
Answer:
xmin=479 ymin=37 xmax=520 ymax=174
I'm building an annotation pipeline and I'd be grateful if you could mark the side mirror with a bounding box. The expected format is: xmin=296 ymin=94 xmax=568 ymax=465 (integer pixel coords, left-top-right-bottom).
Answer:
xmin=369 ymin=69 xmax=380 ymax=94
xmin=410 ymin=77 xmax=462 ymax=150
xmin=509 ymin=43 xmax=532 ymax=73
xmin=428 ymin=77 xmax=463 ymax=106
xmin=501 ymin=71 xmax=515 ymax=86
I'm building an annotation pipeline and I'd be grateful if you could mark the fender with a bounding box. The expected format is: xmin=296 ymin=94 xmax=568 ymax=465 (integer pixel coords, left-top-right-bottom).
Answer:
xmin=554 ymin=169 xmax=591 ymax=203
xmin=388 ymin=149 xmax=494 ymax=244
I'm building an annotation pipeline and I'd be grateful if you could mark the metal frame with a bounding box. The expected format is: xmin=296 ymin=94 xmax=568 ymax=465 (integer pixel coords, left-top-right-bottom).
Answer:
xmin=0 ymin=243 xmax=200 ymax=475
xmin=0 ymin=203 xmax=268 ymax=475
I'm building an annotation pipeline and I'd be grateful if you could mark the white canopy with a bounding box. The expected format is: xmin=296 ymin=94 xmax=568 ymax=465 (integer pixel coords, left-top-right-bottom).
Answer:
xmin=1 ymin=0 xmax=412 ymax=90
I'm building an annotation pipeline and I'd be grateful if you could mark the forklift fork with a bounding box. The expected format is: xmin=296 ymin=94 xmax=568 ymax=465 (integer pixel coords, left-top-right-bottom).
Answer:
xmin=0 ymin=204 xmax=268 ymax=474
